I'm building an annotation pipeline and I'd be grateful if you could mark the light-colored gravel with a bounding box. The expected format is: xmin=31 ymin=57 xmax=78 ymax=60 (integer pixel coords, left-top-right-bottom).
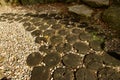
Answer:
xmin=0 ymin=6 xmax=40 ymax=80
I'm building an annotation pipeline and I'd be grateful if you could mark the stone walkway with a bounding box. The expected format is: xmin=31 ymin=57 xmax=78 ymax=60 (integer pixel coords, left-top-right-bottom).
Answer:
xmin=0 ymin=6 xmax=120 ymax=80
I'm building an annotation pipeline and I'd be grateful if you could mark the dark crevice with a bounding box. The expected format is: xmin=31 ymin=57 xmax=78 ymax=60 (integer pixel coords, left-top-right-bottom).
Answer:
xmin=107 ymin=51 xmax=120 ymax=60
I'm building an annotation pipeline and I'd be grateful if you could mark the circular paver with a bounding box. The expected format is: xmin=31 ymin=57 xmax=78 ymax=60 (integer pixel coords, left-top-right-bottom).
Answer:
xmin=79 ymin=32 xmax=93 ymax=41
xmin=51 ymin=24 xmax=61 ymax=30
xmin=83 ymin=53 xmax=103 ymax=70
xmin=46 ymin=19 xmax=57 ymax=25
xmin=58 ymin=29 xmax=69 ymax=36
xmin=23 ymin=22 xmax=32 ymax=28
xmin=89 ymin=40 xmax=103 ymax=51
xmin=25 ymin=26 xmax=36 ymax=31
xmin=72 ymin=28 xmax=82 ymax=34
xmin=43 ymin=52 xmax=61 ymax=68
xmin=56 ymin=43 xmax=72 ymax=53
xmin=39 ymin=25 xmax=49 ymax=30
xmin=35 ymin=37 xmax=47 ymax=44
xmin=66 ymin=34 xmax=78 ymax=44
xmin=31 ymin=30 xmax=42 ymax=37
xmin=30 ymin=66 xmax=50 ymax=80
xmin=43 ymin=29 xmax=55 ymax=37
xmin=39 ymin=45 xmax=53 ymax=53
xmin=53 ymin=68 xmax=74 ymax=80
xmin=62 ymin=54 xmax=81 ymax=68
xmin=50 ymin=35 xmax=63 ymax=45
xmin=76 ymin=68 xmax=96 ymax=80
xmin=97 ymin=67 xmax=120 ymax=80
xmin=73 ymin=42 xmax=90 ymax=54
xmin=26 ymin=52 xmax=43 ymax=66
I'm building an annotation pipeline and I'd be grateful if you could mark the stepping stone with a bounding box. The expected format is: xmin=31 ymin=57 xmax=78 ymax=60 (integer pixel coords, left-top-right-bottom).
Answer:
xmin=53 ymin=68 xmax=74 ymax=80
xmin=58 ymin=29 xmax=69 ymax=36
xmin=66 ymin=34 xmax=79 ymax=44
xmin=76 ymin=68 xmax=96 ymax=80
xmin=79 ymin=32 xmax=93 ymax=41
xmin=43 ymin=52 xmax=61 ymax=68
xmin=25 ymin=26 xmax=36 ymax=31
xmin=35 ymin=37 xmax=47 ymax=44
xmin=72 ymin=28 xmax=82 ymax=34
xmin=63 ymin=54 xmax=81 ymax=68
xmin=43 ymin=29 xmax=55 ymax=37
xmin=30 ymin=66 xmax=50 ymax=80
xmin=50 ymin=35 xmax=63 ymax=45
xmin=89 ymin=40 xmax=103 ymax=51
xmin=83 ymin=53 xmax=103 ymax=70
xmin=26 ymin=52 xmax=43 ymax=66
xmin=51 ymin=24 xmax=61 ymax=30
xmin=31 ymin=30 xmax=42 ymax=37
xmin=56 ymin=43 xmax=72 ymax=53
xmin=73 ymin=42 xmax=90 ymax=54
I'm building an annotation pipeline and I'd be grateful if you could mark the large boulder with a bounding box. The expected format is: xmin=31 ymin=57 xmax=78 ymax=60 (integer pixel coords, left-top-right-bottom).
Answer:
xmin=81 ymin=0 xmax=109 ymax=8
xmin=68 ymin=5 xmax=93 ymax=17
xmin=102 ymin=6 xmax=120 ymax=31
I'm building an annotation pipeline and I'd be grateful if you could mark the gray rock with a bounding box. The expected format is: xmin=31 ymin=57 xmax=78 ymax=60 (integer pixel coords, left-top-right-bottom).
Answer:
xmin=81 ymin=0 xmax=109 ymax=7
xmin=68 ymin=5 xmax=93 ymax=17
xmin=102 ymin=6 xmax=120 ymax=31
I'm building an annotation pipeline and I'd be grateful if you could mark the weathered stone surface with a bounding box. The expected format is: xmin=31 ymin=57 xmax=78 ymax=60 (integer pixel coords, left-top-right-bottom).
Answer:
xmin=102 ymin=52 xmax=120 ymax=66
xmin=30 ymin=66 xmax=50 ymax=80
xmin=68 ymin=5 xmax=93 ymax=17
xmin=26 ymin=52 xmax=43 ymax=66
xmin=102 ymin=6 xmax=120 ymax=31
xmin=83 ymin=53 xmax=103 ymax=70
xmin=76 ymin=68 xmax=96 ymax=80
xmin=97 ymin=67 xmax=120 ymax=80
xmin=43 ymin=52 xmax=61 ymax=68
xmin=81 ymin=0 xmax=109 ymax=7
xmin=63 ymin=54 xmax=81 ymax=68
xmin=73 ymin=42 xmax=90 ymax=54
xmin=53 ymin=68 xmax=74 ymax=80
